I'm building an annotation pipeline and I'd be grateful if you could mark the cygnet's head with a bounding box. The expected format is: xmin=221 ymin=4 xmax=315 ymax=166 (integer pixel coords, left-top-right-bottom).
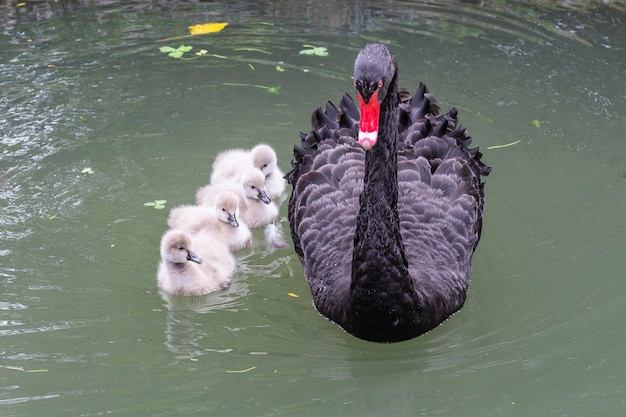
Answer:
xmin=214 ymin=191 xmax=240 ymax=228
xmin=250 ymin=144 xmax=277 ymax=177
xmin=241 ymin=168 xmax=271 ymax=204
xmin=160 ymin=230 xmax=203 ymax=264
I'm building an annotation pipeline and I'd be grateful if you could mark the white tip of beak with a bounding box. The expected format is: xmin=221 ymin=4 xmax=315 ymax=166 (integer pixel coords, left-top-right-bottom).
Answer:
xmin=358 ymin=130 xmax=378 ymax=150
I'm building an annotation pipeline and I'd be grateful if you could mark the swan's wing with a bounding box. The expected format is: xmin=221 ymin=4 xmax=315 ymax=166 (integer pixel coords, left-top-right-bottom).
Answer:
xmin=398 ymin=84 xmax=489 ymax=243
xmin=396 ymin=84 xmax=490 ymax=314
xmin=288 ymin=141 xmax=364 ymax=315
xmin=397 ymin=156 xmax=479 ymax=316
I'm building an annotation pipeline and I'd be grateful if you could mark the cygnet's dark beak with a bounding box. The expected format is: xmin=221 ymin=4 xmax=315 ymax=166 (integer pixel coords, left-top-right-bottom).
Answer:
xmin=258 ymin=189 xmax=271 ymax=205
xmin=186 ymin=250 xmax=202 ymax=264
xmin=227 ymin=213 xmax=239 ymax=228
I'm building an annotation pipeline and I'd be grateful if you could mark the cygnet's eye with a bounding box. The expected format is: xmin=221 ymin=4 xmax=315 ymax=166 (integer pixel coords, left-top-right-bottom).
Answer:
xmin=222 ymin=208 xmax=226 ymax=212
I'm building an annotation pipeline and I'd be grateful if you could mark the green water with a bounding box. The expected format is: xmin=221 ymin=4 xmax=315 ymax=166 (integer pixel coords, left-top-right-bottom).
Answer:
xmin=1 ymin=1 xmax=625 ymax=416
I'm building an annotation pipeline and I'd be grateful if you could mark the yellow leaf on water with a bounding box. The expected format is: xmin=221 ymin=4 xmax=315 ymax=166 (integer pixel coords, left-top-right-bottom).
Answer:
xmin=288 ymin=292 xmax=299 ymax=298
xmin=188 ymin=22 xmax=228 ymax=36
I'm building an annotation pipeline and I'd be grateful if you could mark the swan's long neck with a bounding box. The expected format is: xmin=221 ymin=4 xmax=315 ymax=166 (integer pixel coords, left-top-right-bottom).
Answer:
xmin=350 ymin=79 xmax=411 ymax=301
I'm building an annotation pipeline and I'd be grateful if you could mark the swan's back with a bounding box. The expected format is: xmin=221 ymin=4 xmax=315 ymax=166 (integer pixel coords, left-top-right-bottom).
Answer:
xmin=210 ymin=144 xmax=285 ymax=198
xmin=287 ymin=83 xmax=490 ymax=331
xmin=167 ymin=198 xmax=251 ymax=251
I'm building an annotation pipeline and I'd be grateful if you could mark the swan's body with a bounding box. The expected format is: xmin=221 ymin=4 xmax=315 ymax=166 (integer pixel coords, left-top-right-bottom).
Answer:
xmin=167 ymin=191 xmax=251 ymax=251
xmin=287 ymin=44 xmax=490 ymax=342
xmin=157 ymin=230 xmax=235 ymax=296
xmin=197 ymin=168 xmax=278 ymax=228
xmin=210 ymin=144 xmax=286 ymax=199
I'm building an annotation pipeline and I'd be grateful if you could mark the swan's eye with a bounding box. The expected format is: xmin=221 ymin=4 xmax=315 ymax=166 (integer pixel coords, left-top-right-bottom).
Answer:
xmin=378 ymin=80 xmax=383 ymax=88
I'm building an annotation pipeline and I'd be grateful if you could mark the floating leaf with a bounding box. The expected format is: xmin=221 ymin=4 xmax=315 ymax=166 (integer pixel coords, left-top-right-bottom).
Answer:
xmin=159 ymin=45 xmax=194 ymax=59
xmin=223 ymin=83 xmax=280 ymax=95
xmin=299 ymin=45 xmax=328 ymax=57
xmin=225 ymin=366 xmax=257 ymax=373
xmin=188 ymin=22 xmax=228 ymax=36
xmin=276 ymin=65 xmax=285 ymax=72
xmin=234 ymin=47 xmax=271 ymax=54
xmin=530 ymin=119 xmax=543 ymax=128
xmin=81 ymin=167 xmax=94 ymax=174
xmin=4 ymin=366 xmax=48 ymax=372
xmin=487 ymin=140 xmax=521 ymax=150
xmin=288 ymin=292 xmax=299 ymax=298
xmin=266 ymin=85 xmax=281 ymax=94
xmin=195 ymin=49 xmax=208 ymax=56
xmin=144 ymin=200 xmax=167 ymax=209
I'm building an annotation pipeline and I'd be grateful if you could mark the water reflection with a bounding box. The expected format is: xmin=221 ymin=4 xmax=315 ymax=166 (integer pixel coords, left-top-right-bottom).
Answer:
xmin=159 ymin=244 xmax=295 ymax=359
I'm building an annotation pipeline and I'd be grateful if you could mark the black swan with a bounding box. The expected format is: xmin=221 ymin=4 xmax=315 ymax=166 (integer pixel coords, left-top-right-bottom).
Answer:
xmin=286 ymin=44 xmax=491 ymax=343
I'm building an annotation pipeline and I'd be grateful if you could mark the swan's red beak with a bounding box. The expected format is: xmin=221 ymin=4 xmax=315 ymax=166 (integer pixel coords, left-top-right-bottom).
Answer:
xmin=356 ymin=89 xmax=380 ymax=150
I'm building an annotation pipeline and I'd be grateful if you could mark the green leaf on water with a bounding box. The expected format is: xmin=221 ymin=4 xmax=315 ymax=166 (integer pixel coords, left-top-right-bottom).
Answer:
xmin=299 ymin=45 xmax=328 ymax=57
xmin=530 ymin=119 xmax=543 ymax=128
xmin=266 ymin=85 xmax=281 ymax=94
xmin=160 ymin=45 xmax=194 ymax=59
xmin=144 ymin=200 xmax=167 ymax=209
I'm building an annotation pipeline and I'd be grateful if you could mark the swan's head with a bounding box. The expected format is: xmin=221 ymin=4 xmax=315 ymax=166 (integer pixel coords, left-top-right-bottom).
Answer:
xmin=241 ymin=168 xmax=271 ymax=204
xmin=214 ymin=191 xmax=240 ymax=228
xmin=250 ymin=144 xmax=277 ymax=177
xmin=353 ymin=43 xmax=398 ymax=150
xmin=160 ymin=230 xmax=203 ymax=264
